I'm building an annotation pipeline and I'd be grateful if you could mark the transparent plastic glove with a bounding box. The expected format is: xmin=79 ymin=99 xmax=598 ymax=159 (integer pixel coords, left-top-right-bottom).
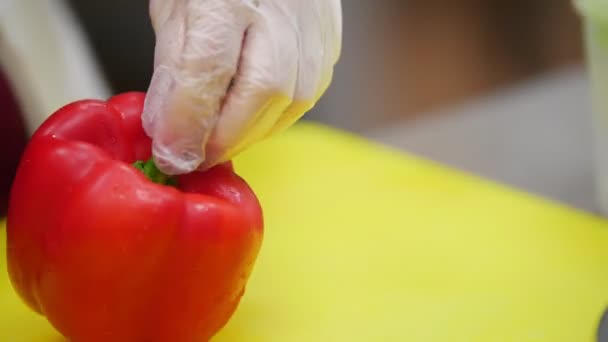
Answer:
xmin=143 ymin=0 xmax=342 ymax=174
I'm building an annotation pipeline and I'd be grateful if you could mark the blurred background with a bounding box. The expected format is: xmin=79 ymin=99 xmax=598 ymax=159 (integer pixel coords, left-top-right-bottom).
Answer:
xmin=67 ymin=0 xmax=584 ymax=133
xmin=0 ymin=0 xmax=595 ymax=215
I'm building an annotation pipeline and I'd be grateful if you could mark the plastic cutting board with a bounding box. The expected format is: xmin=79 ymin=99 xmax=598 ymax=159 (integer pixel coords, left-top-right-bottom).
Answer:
xmin=1 ymin=123 xmax=608 ymax=341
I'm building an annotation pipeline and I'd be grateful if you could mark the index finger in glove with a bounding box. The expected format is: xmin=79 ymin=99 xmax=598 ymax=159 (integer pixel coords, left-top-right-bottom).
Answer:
xmin=143 ymin=0 xmax=256 ymax=175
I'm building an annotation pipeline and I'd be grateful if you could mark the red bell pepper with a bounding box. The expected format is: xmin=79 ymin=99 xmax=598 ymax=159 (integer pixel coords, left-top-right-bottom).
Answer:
xmin=6 ymin=92 xmax=264 ymax=341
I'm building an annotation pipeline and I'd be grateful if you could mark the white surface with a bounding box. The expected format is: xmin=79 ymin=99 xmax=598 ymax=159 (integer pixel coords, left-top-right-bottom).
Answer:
xmin=366 ymin=66 xmax=599 ymax=213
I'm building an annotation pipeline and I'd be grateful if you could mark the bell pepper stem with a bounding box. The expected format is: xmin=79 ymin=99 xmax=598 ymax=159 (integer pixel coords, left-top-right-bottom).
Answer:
xmin=133 ymin=158 xmax=178 ymax=187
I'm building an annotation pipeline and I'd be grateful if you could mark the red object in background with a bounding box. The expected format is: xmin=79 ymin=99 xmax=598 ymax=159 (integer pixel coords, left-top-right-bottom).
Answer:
xmin=6 ymin=92 xmax=264 ymax=341
xmin=0 ymin=70 xmax=28 ymax=217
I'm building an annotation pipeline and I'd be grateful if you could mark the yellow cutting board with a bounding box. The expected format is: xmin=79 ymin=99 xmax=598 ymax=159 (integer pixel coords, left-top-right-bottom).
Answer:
xmin=2 ymin=122 xmax=608 ymax=341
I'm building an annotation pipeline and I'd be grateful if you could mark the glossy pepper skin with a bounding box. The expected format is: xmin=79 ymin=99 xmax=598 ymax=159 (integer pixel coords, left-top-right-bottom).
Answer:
xmin=6 ymin=92 xmax=264 ymax=341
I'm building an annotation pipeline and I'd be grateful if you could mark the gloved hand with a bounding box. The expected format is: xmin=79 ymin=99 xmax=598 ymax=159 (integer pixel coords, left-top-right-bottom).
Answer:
xmin=143 ymin=0 xmax=342 ymax=174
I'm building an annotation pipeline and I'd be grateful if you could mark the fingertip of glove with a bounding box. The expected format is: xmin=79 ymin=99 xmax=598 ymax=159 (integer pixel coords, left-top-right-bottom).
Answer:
xmin=152 ymin=141 xmax=205 ymax=175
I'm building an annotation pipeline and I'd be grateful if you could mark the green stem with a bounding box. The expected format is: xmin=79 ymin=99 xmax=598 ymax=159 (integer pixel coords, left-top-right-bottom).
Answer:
xmin=133 ymin=158 xmax=178 ymax=187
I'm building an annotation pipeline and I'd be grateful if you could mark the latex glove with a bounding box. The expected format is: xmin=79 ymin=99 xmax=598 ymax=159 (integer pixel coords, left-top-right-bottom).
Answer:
xmin=143 ymin=0 xmax=342 ymax=174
